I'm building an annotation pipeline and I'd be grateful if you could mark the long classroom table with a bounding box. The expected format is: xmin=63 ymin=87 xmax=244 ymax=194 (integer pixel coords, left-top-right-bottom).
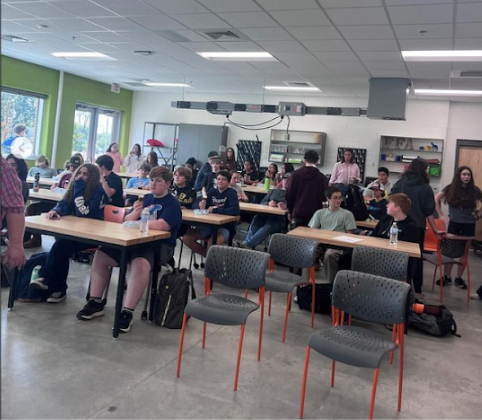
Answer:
xmin=288 ymin=226 xmax=420 ymax=258
xmin=242 ymin=185 xmax=268 ymax=195
xmin=115 ymin=172 xmax=138 ymax=179
xmin=26 ymin=177 xmax=57 ymax=187
xmin=17 ymin=215 xmax=170 ymax=338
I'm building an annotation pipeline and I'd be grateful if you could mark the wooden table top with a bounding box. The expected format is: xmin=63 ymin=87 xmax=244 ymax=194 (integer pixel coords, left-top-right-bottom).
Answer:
xmin=356 ymin=220 xmax=379 ymax=229
xmin=25 ymin=215 xmax=170 ymax=247
xmin=124 ymin=188 xmax=151 ymax=197
xmin=26 ymin=177 xmax=57 ymax=187
xmin=115 ymin=172 xmax=138 ymax=179
xmin=182 ymin=209 xmax=239 ymax=225
xmin=239 ymin=202 xmax=288 ymax=216
xmin=29 ymin=189 xmax=63 ymax=202
xmin=242 ymin=185 xmax=268 ymax=195
xmin=288 ymin=226 xmax=420 ymax=258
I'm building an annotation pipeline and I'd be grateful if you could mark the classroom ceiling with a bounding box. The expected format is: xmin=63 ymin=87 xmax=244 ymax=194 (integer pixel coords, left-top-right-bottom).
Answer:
xmin=2 ymin=0 xmax=482 ymax=101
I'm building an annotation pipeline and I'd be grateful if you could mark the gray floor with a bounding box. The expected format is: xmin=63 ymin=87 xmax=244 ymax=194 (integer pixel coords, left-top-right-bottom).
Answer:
xmin=2 ymin=235 xmax=482 ymax=419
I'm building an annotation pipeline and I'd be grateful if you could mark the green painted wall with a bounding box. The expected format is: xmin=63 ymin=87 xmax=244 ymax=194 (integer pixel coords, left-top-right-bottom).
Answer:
xmin=1 ymin=55 xmax=133 ymax=168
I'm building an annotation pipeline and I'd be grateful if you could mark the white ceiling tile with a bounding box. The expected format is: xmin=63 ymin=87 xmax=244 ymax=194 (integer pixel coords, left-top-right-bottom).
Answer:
xmin=161 ymin=51 xmax=204 ymax=60
xmin=370 ymin=69 xmax=409 ymax=77
xmin=286 ymin=26 xmax=341 ymax=40
xmin=393 ymin=24 xmax=453 ymax=39
xmin=10 ymin=2 xmax=76 ymax=19
xmin=81 ymin=31 xmax=129 ymax=43
xmin=364 ymin=61 xmax=407 ymax=70
xmin=87 ymin=17 xmax=143 ymax=31
xmin=10 ymin=18 xmax=61 ymax=32
xmin=320 ymin=0 xmax=382 ymax=7
xmin=112 ymin=30 xmax=169 ymax=46
xmin=348 ymin=39 xmax=399 ymax=51
xmin=301 ymin=40 xmax=351 ymax=52
xmin=142 ymin=0 xmax=208 ymax=14
xmin=387 ymin=5 xmax=453 ymax=25
xmin=268 ymin=9 xmax=331 ymax=26
xmin=407 ymin=62 xmax=451 ymax=78
xmin=256 ymin=0 xmax=319 ymax=10
xmin=456 ymin=23 xmax=482 ymax=38
xmin=238 ymin=27 xmax=293 ymax=41
xmin=78 ymin=43 xmax=123 ymax=53
xmin=197 ymin=0 xmax=261 ymax=13
xmin=1 ymin=4 xmax=35 ymax=20
xmin=322 ymin=65 xmax=370 ymax=77
xmin=53 ymin=1 xmax=115 ymax=18
xmin=325 ymin=7 xmax=389 ymax=26
xmin=47 ymin=18 xmax=105 ymax=31
xmin=93 ymin=0 xmax=164 ymax=17
xmin=0 ymin=20 xmax=38 ymax=33
xmin=172 ymin=13 xmax=231 ymax=29
xmin=337 ymin=25 xmax=394 ymax=40
xmin=452 ymin=62 xmax=482 ymax=71
xmin=313 ymin=51 xmax=360 ymax=61
xmin=258 ymin=40 xmax=306 ymax=52
xmin=455 ymin=38 xmax=482 ymax=49
xmin=177 ymin=41 xmax=225 ymax=52
xmin=218 ymin=12 xmax=278 ymax=28
xmin=456 ymin=3 xmax=482 ymax=23
xmin=214 ymin=41 xmax=265 ymax=52
xmin=271 ymin=52 xmax=322 ymax=64
xmin=126 ymin=15 xmax=185 ymax=31
xmin=399 ymin=38 xmax=454 ymax=50
xmin=386 ymin=0 xmax=452 ymax=5
xmin=357 ymin=51 xmax=403 ymax=61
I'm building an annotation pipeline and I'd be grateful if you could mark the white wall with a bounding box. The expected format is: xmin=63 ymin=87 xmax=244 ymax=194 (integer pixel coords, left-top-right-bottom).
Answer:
xmin=130 ymin=91 xmax=481 ymax=191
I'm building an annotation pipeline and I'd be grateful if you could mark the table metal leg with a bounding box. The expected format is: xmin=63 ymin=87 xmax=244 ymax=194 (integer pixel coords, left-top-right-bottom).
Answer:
xmin=212 ymin=227 xmax=219 ymax=245
xmin=7 ymin=268 xmax=19 ymax=311
xmin=148 ymin=245 xmax=161 ymax=322
xmin=113 ymin=249 xmax=128 ymax=338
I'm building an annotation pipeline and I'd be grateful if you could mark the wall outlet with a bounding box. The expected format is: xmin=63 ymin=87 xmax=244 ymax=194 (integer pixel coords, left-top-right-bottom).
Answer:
xmin=283 ymin=133 xmax=290 ymax=141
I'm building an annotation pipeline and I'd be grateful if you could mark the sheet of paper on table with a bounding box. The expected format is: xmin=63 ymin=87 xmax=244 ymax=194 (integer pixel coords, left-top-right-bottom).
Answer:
xmin=333 ymin=235 xmax=364 ymax=244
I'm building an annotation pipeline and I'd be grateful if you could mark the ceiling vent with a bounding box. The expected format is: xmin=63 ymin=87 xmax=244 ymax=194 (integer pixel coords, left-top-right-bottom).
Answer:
xmin=198 ymin=29 xmax=249 ymax=42
xmin=2 ymin=35 xmax=31 ymax=43
xmin=451 ymin=70 xmax=482 ymax=78
xmin=133 ymin=50 xmax=154 ymax=56
xmin=285 ymin=81 xmax=313 ymax=87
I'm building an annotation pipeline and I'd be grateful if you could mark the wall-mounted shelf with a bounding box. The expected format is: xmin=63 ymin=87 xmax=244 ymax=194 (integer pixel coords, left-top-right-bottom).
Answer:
xmin=269 ymin=129 xmax=326 ymax=166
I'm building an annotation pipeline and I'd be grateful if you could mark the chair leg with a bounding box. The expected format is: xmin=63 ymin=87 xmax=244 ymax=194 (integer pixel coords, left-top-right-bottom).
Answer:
xmin=397 ymin=324 xmax=405 ymax=412
xmin=299 ymin=346 xmax=311 ymax=419
xmin=310 ymin=267 xmax=316 ymax=328
xmin=466 ymin=264 xmax=471 ymax=303
xmin=390 ymin=324 xmax=397 ymax=365
xmin=176 ymin=313 xmax=188 ymax=378
xmin=282 ymin=292 xmax=292 ymax=343
xmin=439 ymin=265 xmax=444 ymax=303
xmin=431 ymin=265 xmax=437 ymax=290
xmin=177 ymin=239 xmax=184 ymax=268
xmin=330 ymin=360 xmax=336 ymax=387
xmin=234 ymin=324 xmax=246 ymax=391
xmin=244 ymin=289 xmax=249 ymax=299
xmin=368 ymin=369 xmax=380 ymax=420
xmin=268 ymin=292 xmax=272 ymax=316
xmin=258 ymin=287 xmax=265 ymax=361
xmin=202 ymin=322 xmax=207 ymax=349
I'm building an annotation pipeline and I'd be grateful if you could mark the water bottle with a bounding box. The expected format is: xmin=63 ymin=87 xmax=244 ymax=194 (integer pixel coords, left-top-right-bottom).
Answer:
xmin=264 ymin=177 xmax=270 ymax=191
xmin=33 ymin=172 xmax=40 ymax=192
xmin=139 ymin=207 xmax=150 ymax=236
xmin=390 ymin=222 xmax=399 ymax=245
xmin=30 ymin=265 xmax=42 ymax=284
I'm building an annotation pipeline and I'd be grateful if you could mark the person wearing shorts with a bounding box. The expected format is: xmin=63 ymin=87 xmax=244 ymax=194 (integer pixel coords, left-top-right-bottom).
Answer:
xmin=76 ymin=166 xmax=182 ymax=333
xmin=435 ymin=166 xmax=482 ymax=289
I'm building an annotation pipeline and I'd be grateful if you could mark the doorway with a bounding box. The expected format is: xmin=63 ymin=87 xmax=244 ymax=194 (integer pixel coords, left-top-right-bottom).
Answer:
xmin=455 ymin=139 xmax=482 ymax=240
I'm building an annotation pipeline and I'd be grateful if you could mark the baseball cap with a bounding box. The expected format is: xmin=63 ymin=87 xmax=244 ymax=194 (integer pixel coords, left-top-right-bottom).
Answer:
xmin=369 ymin=182 xmax=384 ymax=191
xmin=208 ymin=151 xmax=219 ymax=158
xmin=69 ymin=156 xmax=81 ymax=167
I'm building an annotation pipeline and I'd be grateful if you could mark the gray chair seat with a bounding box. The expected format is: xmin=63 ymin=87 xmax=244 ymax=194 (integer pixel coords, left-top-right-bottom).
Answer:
xmin=185 ymin=293 xmax=259 ymax=326
xmin=264 ymin=271 xmax=310 ymax=293
xmin=422 ymin=253 xmax=457 ymax=265
xmin=309 ymin=326 xmax=397 ymax=369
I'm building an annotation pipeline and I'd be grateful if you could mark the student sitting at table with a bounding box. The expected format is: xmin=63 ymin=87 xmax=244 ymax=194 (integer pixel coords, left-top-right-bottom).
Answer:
xmin=193 ymin=151 xmax=219 ymax=192
xmin=239 ymin=172 xmax=291 ymax=250
xmin=28 ymin=155 xmax=58 ymax=178
xmin=51 ymin=155 xmax=82 ymax=189
xmin=96 ymin=154 xmax=124 ymax=207
xmin=126 ymin=163 xmax=151 ymax=189
xmin=230 ymin=171 xmax=249 ymax=202
xmin=263 ymin=163 xmax=279 ymax=188
xmin=171 ymin=166 xmax=196 ymax=209
xmin=183 ymin=170 xmax=240 ymax=258
xmin=366 ymin=182 xmax=388 ymax=220
xmin=201 ymin=157 xmax=222 ymax=198
xmin=76 ymin=166 xmax=182 ymax=332
xmin=29 ymin=164 xmax=108 ymax=303
xmin=308 ymin=186 xmax=357 ymax=283
xmin=241 ymin=158 xmax=260 ymax=185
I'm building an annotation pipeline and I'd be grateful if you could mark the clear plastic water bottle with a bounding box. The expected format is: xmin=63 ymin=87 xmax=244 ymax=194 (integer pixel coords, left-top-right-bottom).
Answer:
xmin=139 ymin=208 xmax=150 ymax=236
xmin=390 ymin=222 xmax=399 ymax=245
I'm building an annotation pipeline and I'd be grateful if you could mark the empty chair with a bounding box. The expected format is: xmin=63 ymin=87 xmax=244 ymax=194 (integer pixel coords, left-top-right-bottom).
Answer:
xmin=104 ymin=204 xmax=126 ymax=223
xmin=266 ymin=233 xmax=320 ymax=342
xmin=423 ymin=219 xmax=446 ymax=253
xmin=299 ymin=270 xmax=411 ymax=420
xmin=176 ymin=246 xmax=269 ymax=391
xmin=351 ymin=246 xmax=409 ymax=282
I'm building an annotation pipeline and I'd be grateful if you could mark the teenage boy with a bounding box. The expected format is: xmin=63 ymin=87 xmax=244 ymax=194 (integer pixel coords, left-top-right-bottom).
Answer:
xmin=76 ymin=167 xmax=182 ymax=332
xmin=363 ymin=167 xmax=393 ymax=200
xmin=53 ymin=155 xmax=82 ymax=188
xmin=309 ymin=186 xmax=357 ymax=283
xmin=230 ymin=171 xmax=249 ymax=202
xmin=201 ymin=157 xmax=222 ymax=198
xmin=286 ymin=150 xmax=329 ymax=228
xmin=240 ymin=172 xmax=291 ymax=249
xmin=366 ymin=182 xmax=388 ymax=220
xmin=194 ymin=151 xmax=219 ymax=192
xmin=126 ymin=163 xmax=151 ymax=189
xmin=28 ymin=155 xmax=58 ymax=178
xmin=183 ymin=170 xmax=240 ymax=258
xmin=96 ymin=154 xmax=124 ymax=207
xmin=241 ymin=159 xmax=260 ymax=185
xmin=171 ymin=166 xmax=196 ymax=209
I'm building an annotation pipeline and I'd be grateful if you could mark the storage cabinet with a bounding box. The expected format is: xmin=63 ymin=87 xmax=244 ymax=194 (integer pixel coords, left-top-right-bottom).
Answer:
xmin=269 ymin=129 xmax=326 ymax=166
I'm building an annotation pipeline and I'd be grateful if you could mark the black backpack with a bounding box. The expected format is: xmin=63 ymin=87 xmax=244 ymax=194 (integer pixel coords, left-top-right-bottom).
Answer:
xmin=408 ymin=302 xmax=460 ymax=338
xmin=296 ymin=283 xmax=333 ymax=314
xmin=153 ymin=268 xmax=196 ymax=329
xmin=344 ymin=185 xmax=369 ymax=221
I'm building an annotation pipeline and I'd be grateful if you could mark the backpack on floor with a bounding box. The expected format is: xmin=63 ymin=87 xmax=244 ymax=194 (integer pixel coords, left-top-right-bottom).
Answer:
xmin=296 ymin=283 xmax=333 ymax=314
xmin=153 ymin=268 xmax=196 ymax=329
xmin=408 ymin=302 xmax=460 ymax=338
xmin=344 ymin=185 xmax=369 ymax=221
xmin=15 ymin=252 xmax=51 ymax=301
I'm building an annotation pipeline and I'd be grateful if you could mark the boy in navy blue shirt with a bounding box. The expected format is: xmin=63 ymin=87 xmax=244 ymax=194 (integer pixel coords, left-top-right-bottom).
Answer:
xmin=77 ymin=166 xmax=182 ymax=333
xmin=184 ymin=170 xmax=239 ymax=258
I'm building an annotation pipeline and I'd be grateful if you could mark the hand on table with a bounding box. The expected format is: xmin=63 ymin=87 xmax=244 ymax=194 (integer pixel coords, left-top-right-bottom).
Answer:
xmin=268 ymin=200 xmax=277 ymax=207
xmin=46 ymin=210 xmax=60 ymax=220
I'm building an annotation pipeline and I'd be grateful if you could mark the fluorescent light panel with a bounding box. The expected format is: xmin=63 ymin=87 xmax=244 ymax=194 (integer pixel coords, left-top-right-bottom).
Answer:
xmin=415 ymin=89 xmax=482 ymax=96
xmin=263 ymin=86 xmax=321 ymax=92
xmin=143 ymin=82 xmax=191 ymax=87
xmin=402 ymin=50 xmax=482 ymax=62
xmin=197 ymin=51 xmax=276 ymax=61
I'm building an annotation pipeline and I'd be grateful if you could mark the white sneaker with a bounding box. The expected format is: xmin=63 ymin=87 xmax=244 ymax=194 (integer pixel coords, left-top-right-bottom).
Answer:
xmin=29 ymin=277 xmax=48 ymax=290
xmin=47 ymin=291 xmax=66 ymax=303
xmin=470 ymin=294 xmax=481 ymax=300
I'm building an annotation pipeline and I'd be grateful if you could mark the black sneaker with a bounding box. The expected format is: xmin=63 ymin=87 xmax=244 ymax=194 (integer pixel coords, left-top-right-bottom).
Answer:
xmin=436 ymin=275 xmax=452 ymax=286
xmin=454 ymin=277 xmax=468 ymax=289
xmin=77 ymin=300 xmax=105 ymax=320
xmin=47 ymin=291 xmax=66 ymax=303
xmin=119 ymin=310 xmax=133 ymax=333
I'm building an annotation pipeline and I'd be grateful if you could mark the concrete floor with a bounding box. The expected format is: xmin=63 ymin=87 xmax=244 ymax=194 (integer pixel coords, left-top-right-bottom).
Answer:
xmin=2 ymin=234 xmax=482 ymax=419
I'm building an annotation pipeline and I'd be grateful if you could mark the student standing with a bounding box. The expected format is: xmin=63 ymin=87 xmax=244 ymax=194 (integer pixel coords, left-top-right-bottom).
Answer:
xmin=96 ymin=155 xmax=124 ymax=207
xmin=224 ymin=147 xmax=239 ymax=172
xmin=329 ymin=148 xmax=361 ymax=188
xmin=105 ymin=143 xmax=124 ymax=173
xmin=124 ymin=143 xmax=144 ymax=173
xmin=435 ymin=166 xmax=482 ymax=289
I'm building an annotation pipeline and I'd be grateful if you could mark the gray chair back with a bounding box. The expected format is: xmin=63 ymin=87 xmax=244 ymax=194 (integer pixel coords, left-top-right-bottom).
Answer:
xmin=205 ymin=245 xmax=269 ymax=290
xmin=351 ymin=246 xmax=409 ymax=281
xmin=332 ymin=270 xmax=411 ymax=325
xmin=440 ymin=238 xmax=467 ymax=259
xmin=268 ymin=233 xmax=319 ymax=269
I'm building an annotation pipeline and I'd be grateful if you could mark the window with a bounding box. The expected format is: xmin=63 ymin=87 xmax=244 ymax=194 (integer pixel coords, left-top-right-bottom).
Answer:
xmin=1 ymin=88 xmax=45 ymax=159
xmin=72 ymin=104 xmax=121 ymax=162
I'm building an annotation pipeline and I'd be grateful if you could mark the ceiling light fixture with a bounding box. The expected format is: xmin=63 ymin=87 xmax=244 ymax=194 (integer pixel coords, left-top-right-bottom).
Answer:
xmin=197 ymin=51 xmax=276 ymax=61
xmin=51 ymin=52 xmax=115 ymax=60
xmin=263 ymin=86 xmax=321 ymax=92
xmin=402 ymin=50 xmax=482 ymax=62
xmin=143 ymin=82 xmax=191 ymax=87
xmin=414 ymin=89 xmax=482 ymax=96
